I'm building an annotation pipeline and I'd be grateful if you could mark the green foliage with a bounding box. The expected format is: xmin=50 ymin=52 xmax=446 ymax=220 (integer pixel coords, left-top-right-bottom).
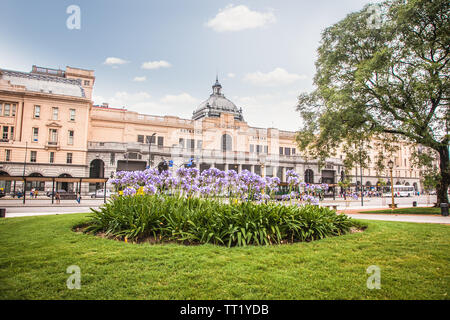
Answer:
xmin=295 ymin=0 xmax=449 ymax=203
xmin=338 ymin=179 xmax=351 ymax=190
xmin=422 ymin=169 xmax=441 ymax=191
xmin=85 ymin=195 xmax=356 ymax=247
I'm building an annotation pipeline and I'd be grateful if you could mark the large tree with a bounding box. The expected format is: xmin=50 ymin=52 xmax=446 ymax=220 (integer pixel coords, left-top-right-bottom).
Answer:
xmin=296 ymin=0 xmax=449 ymax=204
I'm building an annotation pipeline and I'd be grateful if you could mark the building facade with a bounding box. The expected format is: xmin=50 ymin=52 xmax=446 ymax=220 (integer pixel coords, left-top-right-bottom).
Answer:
xmin=0 ymin=65 xmax=425 ymax=194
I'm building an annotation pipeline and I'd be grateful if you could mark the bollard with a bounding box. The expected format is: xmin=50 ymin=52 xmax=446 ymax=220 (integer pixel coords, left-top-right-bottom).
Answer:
xmin=0 ymin=208 xmax=6 ymax=218
xmin=440 ymin=203 xmax=448 ymax=217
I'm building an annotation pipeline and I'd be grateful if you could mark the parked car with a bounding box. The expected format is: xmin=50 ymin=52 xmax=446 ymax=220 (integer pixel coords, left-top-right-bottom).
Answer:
xmin=89 ymin=189 xmax=112 ymax=198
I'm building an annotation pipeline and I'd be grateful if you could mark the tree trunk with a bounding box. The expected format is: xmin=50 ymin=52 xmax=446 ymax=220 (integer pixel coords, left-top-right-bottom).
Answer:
xmin=436 ymin=145 xmax=449 ymax=205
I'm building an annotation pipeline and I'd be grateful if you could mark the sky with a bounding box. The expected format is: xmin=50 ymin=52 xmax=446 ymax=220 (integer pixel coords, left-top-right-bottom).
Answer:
xmin=0 ymin=0 xmax=379 ymax=131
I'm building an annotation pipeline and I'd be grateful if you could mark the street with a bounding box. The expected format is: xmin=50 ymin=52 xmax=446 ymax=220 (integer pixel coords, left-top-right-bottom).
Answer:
xmin=1 ymin=195 xmax=447 ymax=223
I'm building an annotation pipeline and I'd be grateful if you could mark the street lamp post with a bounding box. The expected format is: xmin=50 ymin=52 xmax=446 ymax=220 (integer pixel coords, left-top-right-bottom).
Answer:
xmin=147 ymin=133 xmax=156 ymax=169
xmin=388 ymin=160 xmax=395 ymax=211
xmin=259 ymin=154 xmax=266 ymax=195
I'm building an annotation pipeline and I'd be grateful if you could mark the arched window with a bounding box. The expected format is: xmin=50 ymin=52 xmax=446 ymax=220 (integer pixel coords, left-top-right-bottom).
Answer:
xmin=305 ymin=169 xmax=314 ymax=184
xmin=90 ymin=159 xmax=105 ymax=192
xmin=57 ymin=174 xmax=73 ymax=192
xmin=221 ymin=134 xmax=232 ymax=152
xmin=90 ymin=159 xmax=105 ymax=178
xmin=0 ymin=171 xmax=11 ymax=194
xmin=27 ymin=173 xmax=44 ymax=191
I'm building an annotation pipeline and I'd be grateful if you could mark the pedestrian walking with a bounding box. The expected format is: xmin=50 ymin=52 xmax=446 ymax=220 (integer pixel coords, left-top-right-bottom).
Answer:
xmin=55 ymin=192 xmax=61 ymax=204
xmin=76 ymin=192 xmax=81 ymax=204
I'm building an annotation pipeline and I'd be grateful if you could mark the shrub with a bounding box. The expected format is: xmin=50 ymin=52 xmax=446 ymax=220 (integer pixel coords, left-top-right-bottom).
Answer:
xmin=85 ymin=195 xmax=357 ymax=247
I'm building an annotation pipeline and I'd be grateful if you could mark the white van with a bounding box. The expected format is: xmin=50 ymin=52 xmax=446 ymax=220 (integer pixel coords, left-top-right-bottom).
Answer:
xmin=89 ymin=189 xmax=111 ymax=198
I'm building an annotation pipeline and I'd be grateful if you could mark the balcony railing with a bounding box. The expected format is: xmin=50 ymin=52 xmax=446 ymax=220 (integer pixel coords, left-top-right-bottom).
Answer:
xmin=86 ymin=141 xmax=345 ymax=165
xmin=45 ymin=141 xmax=59 ymax=149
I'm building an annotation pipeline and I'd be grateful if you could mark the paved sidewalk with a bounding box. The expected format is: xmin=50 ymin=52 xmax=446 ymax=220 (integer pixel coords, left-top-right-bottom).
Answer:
xmin=346 ymin=213 xmax=450 ymax=224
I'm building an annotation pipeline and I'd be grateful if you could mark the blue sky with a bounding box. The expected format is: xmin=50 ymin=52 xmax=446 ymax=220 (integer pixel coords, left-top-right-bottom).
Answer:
xmin=0 ymin=0 xmax=377 ymax=131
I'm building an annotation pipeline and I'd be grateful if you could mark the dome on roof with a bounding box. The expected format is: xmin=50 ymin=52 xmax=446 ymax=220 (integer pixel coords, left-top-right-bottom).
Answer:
xmin=192 ymin=77 xmax=243 ymax=121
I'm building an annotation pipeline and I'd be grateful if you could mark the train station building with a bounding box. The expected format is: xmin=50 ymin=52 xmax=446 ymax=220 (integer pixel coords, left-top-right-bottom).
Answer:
xmin=0 ymin=65 xmax=425 ymax=194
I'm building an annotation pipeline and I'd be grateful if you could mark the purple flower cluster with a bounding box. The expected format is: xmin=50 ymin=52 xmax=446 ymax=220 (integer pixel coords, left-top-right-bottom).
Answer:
xmin=110 ymin=167 xmax=323 ymax=205
xmin=111 ymin=168 xmax=282 ymax=201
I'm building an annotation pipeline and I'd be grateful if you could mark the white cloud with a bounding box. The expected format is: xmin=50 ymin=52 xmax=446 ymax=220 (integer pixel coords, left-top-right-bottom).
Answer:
xmin=206 ymin=5 xmax=276 ymax=32
xmin=103 ymin=57 xmax=129 ymax=66
xmin=243 ymin=68 xmax=306 ymax=86
xmin=160 ymin=93 xmax=199 ymax=105
xmin=141 ymin=60 xmax=171 ymax=70
xmin=227 ymin=73 xmax=235 ymax=78
xmin=133 ymin=76 xmax=147 ymax=82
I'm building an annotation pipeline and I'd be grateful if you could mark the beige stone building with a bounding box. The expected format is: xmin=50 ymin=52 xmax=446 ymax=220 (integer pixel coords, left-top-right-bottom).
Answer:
xmin=0 ymin=65 xmax=424 ymax=195
xmin=0 ymin=65 xmax=94 ymax=193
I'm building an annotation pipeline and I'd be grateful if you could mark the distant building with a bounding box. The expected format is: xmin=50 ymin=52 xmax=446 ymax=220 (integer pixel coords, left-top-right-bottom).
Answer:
xmin=0 ymin=65 xmax=94 ymax=192
xmin=0 ymin=65 xmax=426 ymax=194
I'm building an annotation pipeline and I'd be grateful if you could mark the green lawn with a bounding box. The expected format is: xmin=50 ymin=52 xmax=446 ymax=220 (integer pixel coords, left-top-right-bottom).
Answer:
xmin=360 ymin=207 xmax=442 ymax=215
xmin=0 ymin=213 xmax=449 ymax=300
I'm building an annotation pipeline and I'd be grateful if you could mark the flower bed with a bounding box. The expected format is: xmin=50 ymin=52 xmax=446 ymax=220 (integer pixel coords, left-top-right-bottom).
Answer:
xmin=86 ymin=195 xmax=356 ymax=246
xmin=83 ymin=168 xmax=358 ymax=246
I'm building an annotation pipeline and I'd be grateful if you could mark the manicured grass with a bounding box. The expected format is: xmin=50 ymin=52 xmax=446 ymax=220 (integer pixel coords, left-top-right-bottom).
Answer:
xmin=0 ymin=213 xmax=449 ymax=299
xmin=359 ymin=207 xmax=441 ymax=215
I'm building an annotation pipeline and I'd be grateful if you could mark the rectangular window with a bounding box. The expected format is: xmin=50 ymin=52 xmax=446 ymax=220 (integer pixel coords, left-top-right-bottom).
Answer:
xmin=10 ymin=127 xmax=14 ymax=140
xmin=2 ymin=126 xmax=9 ymax=140
xmin=250 ymin=144 xmax=254 ymax=153
xmin=179 ymin=138 xmax=185 ymax=148
xmin=264 ymin=145 xmax=268 ymax=154
xmin=12 ymin=104 xmax=16 ymax=116
xmin=34 ymin=105 xmax=40 ymax=118
xmin=146 ymin=135 xmax=156 ymax=144
xmin=292 ymin=148 xmax=296 ymax=155
xmin=279 ymin=147 xmax=283 ymax=155
xmin=197 ymin=140 xmax=202 ymax=150
xmin=84 ymin=80 xmax=90 ymax=86
xmin=52 ymin=107 xmax=59 ymax=120
xmin=188 ymin=139 xmax=195 ymax=150
xmin=49 ymin=129 xmax=58 ymax=144
xmin=137 ymin=135 xmax=144 ymax=143
xmin=30 ymin=151 xmax=37 ymax=163
xmin=284 ymin=147 xmax=291 ymax=156
xmin=4 ymin=104 xmax=10 ymax=116
xmin=67 ymin=153 xmax=73 ymax=164
xmin=5 ymin=149 xmax=11 ymax=161
xmin=49 ymin=152 xmax=55 ymax=163
xmin=110 ymin=152 xmax=115 ymax=165
xmin=158 ymin=136 xmax=164 ymax=147
xmin=69 ymin=109 xmax=76 ymax=121
xmin=33 ymin=128 xmax=39 ymax=142
xmin=0 ymin=103 xmax=2 ymax=116
xmin=68 ymin=130 xmax=74 ymax=145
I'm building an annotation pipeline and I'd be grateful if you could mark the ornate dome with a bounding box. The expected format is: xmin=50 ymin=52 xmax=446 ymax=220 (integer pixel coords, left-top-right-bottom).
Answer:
xmin=192 ymin=77 xmax=244 ymax=121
